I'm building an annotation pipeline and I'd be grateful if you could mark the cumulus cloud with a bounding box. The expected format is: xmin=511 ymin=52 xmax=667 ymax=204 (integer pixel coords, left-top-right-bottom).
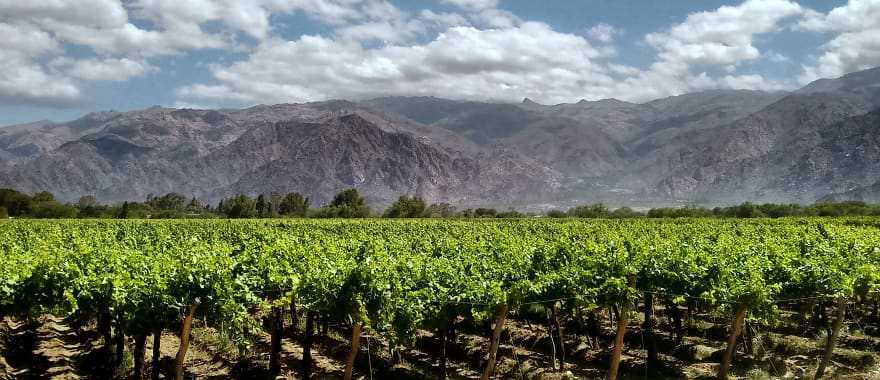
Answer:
xmin=178 ymin=22 xmax=615 ymax=105
xmin=63 ymin=58 xmax=155 ymax=81
xmin=472 ymin=8 xmax=520 ymax=28
xmin=645 ymin=0 xmax=803 ymax=66
xmin=610 ymin=0 xmax=804 ymax=101
xmin=3 ymin=0 xmax=879 ymax=109
xmin=0 ymin=22 xmax=80 ymax=106
xmin=440 ymin=0 xmax=499 ymax=11
xmin=586 ymin=23 xmax=620 ymax=43
xmin=796 ymin=0 xmax=880 ymax=84
xmin=176 ymin=0 xmax=835 ymax=106
xmin=0 ymin=0 xmax=391 ymax=106
xmin=419 ymin=10 xmax=470 ymax=29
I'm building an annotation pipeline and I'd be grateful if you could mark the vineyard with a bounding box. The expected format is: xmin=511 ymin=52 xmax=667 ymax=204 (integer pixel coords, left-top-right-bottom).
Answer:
xmin=0 ymin=218 xmax=879 ymax=379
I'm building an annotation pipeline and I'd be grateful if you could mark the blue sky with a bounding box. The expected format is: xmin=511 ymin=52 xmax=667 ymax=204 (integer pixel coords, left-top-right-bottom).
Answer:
xmin=0 ymin=0 xmax=877 ymax=126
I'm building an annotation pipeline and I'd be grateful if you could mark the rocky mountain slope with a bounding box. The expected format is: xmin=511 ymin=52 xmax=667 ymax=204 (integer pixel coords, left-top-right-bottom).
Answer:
xmin=1 ymin=67 xmax=879 ymax=208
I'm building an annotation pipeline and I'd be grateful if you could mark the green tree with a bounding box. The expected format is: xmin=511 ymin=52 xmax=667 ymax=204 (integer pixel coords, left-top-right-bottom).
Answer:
xmin=31 ymin=191 xmax=56 ymax=203
xmin=220 ymin=194 xmax=257 ymax=218
xmin=0 ymin=206 xmax=7 ymax=219
xmin=31 ymin=202 xmax=78 ymax=218
xmin=495 ymin=209 xmax=523 ymax=218
xmin=255 ymin=194 xmax=272 ymax=217
xmin=733 ymin=202 xmax=764 ymax=218
xmin=77 ymin=195 xmax=98 ymax=208
xmin=427 ymin=203 xmax=456 ymax=218
xmin=474 ymin=208 xmax=497 ymax=217
xmin=146 ymin=193 xmax=187 ymax=210
xmin=315 ymin=189 xmax=371 ymax=218
xmin=117 ymin=202 xmax=131 ymax=219
xmin=384 ymin=196 xmax=427 ymax=218
xmin=279 ymin=192 xmax=309 ymax=217
xmin=269 ymin=193 xmax=282 ymax=217
xmin=0 ymin=189 xmax=34 ymax=216
xmin=186 ymin=197 xmax=203 ymax=212
xmin=610 ymin=207 xmax=642 ymax=218
xmin=546 ymin=209 xmax=567 ymax=218
xmin=568 ymin=203 xmax=610 ymax=218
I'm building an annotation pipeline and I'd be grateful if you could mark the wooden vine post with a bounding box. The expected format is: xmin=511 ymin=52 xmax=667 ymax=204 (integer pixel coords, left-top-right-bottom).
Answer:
xmin=302 ymin=311 xmax=316 ymax=379
xmin=175 ymin=302 xmax=200 ymax=380
xmin=481 ymin=303 xmax=509 ymax=380
xmin=551 ymin=303 xmax=565 ymax=370
xmin=546 ymin=308 xmax=557 ymax=371
xmin=439 ymin=312 xmax=455 ymax=380
xmin=608 ymin=276 xmax=636 ymax=380
xmin=114 ymin=321 xmax=126 ymax=365
xmin=814 ymin=297 xmax=847 ymax=379
xmin=269 ymin=307 xmax=284 ymax=376
xmin=290 ymin=296 xmax=299 ymax=333
xmin=343 ymin=323 xmax=363 ymax=380
xmin=718 ymin=302 xmax=749 ymax=380
xmin=133 ymin=333 xmax=147 ymax=380
xmin=151 ymin=328 xmax=162 ymax=380
xmin=643 ymin=291 xmax=658 ymax=370
xmin=608 ymin=306 xmax=631 ymax=380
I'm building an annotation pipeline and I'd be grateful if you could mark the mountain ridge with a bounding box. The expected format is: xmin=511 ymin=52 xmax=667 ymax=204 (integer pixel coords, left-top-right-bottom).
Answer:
xmin=2 ymin=67 xmax=879 ymax=209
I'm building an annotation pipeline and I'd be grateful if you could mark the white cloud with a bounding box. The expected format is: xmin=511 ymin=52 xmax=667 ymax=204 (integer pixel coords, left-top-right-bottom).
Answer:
xmin=3 ymin=0 xmax=877 ymax=110
xmin=765 ymin=51 xmax=790 ymax=63
xmin=0 ymin=22 xmax=80 ymax=106
xmin=719 ymin=74 xmax=790 ymax=91
xmin=645 ymin=0 xmax=803 ymax=66
xmin=439 ymin=0 xmax=499 ymax=11
xmin=796 ymin=0 xmax=880 ymax=84
xmin=610 ymin=0 xmax=804 ymax=101
xmin=586 ymin=23 xmax=620 ymax=43
xmin=472 ymin=8 xmax=520 ymax=28
xmin=0 ymin=0 xmax=128 ymax=29
xmin=607 ymin=64 xmax=640 ymax=77
xmin=64 ymin=58 xmax=155 ymax=81
xmin=419 ymin=10 xmax=470 ymax=29
xmin=178 ymin=22 xmax=615 ymax=105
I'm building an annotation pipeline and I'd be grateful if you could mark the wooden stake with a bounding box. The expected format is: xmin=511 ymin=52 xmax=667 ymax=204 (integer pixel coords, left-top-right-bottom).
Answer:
xmin=343 ymin=323 xmax=363 ymax=380
xmin=151 ymin=328 xmax=162 ymax=380
xmin=718 ymin=303 xmax=748 ymax=380
xmin=133 ymin=334 xmax=147 ymax=380
xmin=481 ymin=304 xmax=509 ymax=380
xmin=607 ymin=306 xmax=629 ymax=380
xmin=174 ymin=302 xmax=199 ymax=380
xmin=269 ymin=307 xmax=284 ymax=376
xmin=814 ymin=297 xmax=846 ymax=379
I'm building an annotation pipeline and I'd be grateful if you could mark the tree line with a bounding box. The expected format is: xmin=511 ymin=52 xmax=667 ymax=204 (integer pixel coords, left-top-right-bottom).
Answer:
xmin=1 ymin=187 xmax=879 ymax=219
xmin=548 ymin=201 xmax=880 ymax=218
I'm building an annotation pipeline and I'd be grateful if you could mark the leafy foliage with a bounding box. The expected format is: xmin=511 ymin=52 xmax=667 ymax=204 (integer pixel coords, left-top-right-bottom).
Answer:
xmin=278 ymin=192 xmax=309 ymax=217
xmin=383 ymin=196 xmax=428 ymax=218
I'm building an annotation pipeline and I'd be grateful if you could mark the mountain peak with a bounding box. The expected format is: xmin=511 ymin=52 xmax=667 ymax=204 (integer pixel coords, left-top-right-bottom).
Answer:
xmin=798 ymin=65 xmax=880 ymax=95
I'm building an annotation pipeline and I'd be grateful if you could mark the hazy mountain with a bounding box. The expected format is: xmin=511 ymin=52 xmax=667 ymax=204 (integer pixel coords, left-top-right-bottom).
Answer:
xmin=0 ymin=105 xmax=558 ymax=207
xmin=822 ymin=181 xmax=880 ymax=203
xmin=643 ymin=77 xmax=880 ymax=203
xmin=1 ymin=66 xmax=879 ymax=208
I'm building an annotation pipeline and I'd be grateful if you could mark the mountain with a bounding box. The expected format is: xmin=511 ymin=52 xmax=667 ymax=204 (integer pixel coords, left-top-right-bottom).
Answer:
xmin=797 ymin=66 xmax=880 ymax=102
xmin=2 ymin=66 xmax=879 ymax=209
xmin=642 ymin=79 xmax=880 ymax=203
xmin=821 ymin=181 xmax=880 ymax=203
xmin=0 ymin=104 xmax=559 ymax=207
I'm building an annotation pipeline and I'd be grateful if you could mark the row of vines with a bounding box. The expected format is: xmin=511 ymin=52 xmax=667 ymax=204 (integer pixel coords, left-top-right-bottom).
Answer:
xmin=1 ymin=218 xmax=879 ymax=379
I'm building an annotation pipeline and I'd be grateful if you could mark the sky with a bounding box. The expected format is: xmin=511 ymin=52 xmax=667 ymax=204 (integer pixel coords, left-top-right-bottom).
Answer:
xmin=1 ymin=0 xmax=878 ymax=126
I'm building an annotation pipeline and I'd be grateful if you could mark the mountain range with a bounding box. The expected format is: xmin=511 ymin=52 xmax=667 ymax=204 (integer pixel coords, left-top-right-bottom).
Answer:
xmin=1 ymin=67 xmax=879 ymax=210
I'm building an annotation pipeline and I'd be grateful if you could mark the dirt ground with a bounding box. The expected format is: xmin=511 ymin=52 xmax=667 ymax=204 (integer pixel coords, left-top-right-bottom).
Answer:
xmin=1 ymin=308 xmax=878 ymax=380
